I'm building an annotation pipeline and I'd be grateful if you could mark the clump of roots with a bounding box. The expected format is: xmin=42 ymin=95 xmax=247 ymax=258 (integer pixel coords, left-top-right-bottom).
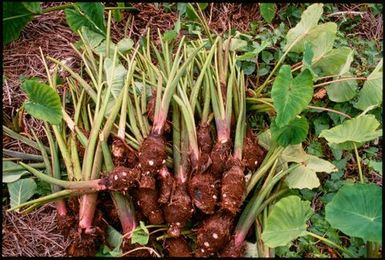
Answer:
xmin=243 ymin=128 xmax=266 ymax=172
xmin=111 ymin=137 xmax=138 ymax=168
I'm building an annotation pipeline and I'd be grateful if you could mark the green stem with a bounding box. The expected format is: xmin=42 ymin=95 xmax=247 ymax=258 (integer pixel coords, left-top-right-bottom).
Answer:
xmin=306 ymin=231 xmax=355 ymax=257
xmin=19 ymin=162 xmax=104 ymax=191
xmin=353 ymin=143 xmax=364 ymax=183
xmin=307 ymin=105 xmax=352 ymax=119
xmin=367 ymin=241 xmax=380 ymax=258
xmin=3 ymin=126 xmax=49 ymax=153
xmin=313 ymin=77 xmax=367 ymax=88
xmin=3 ymin=149 xmax=44 ymax=161
xmin=3 ymin=162 xmax=45 ymax=173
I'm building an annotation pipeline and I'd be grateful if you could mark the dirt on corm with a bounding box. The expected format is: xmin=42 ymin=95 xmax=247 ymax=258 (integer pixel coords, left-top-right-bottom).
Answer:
xmin=164 ymin=237 xmax=193 ymax=257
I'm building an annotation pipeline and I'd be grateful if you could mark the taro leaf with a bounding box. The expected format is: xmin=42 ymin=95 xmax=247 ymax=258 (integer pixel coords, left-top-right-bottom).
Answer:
xmin=313 ymin=47 xmax=354 ymax=76
xmin=285 ymin=164 xmax=320 ymax=189
xmin=22 ymin=2 xmax=42 ymax=14
xmin=260 ymin=3 xmax=276 ymax=23
xmin=271 ymin=117 xmax=309 ymax=147
xmin=131 ymin=221 xmax=149 ymax=245
xmin=21 ymin=79 xmax=62 ymax=125
xmin=3 ymin=2 xmax=34 ymax=45
xmin=104 ymin=58 xmax=128 ymax=115
xmin=80 ymin=26 xmax=105 ymax=50
xmin=8 ymin=178 xmax=37 ymax=210
xmin=117 ymin=38 xmax=134 ymax=54
xmin=355 ymin=59 xmax=383 ymax=111
xmin=319 ymin=115 xmax=382 ymax=150
xmin=281 ymin=144 xmax=308 ymax=163
xmin=325 ymin=183 xmax=382 ymax=242
xmin=262 ymin=195 xmax=313 ymax=247
xmin=285 ymin=155 xmax=337 ymax=189
xmin=271 ymin=65 xmax=313 ymax=127
xmin=285 ymin=4 xmax=324 ymax=51
xmin=302 ymin=41 xmax=318 ymax=77
xmin=241 ymin=61 xmax=256 ymax=75
xmin=106 ymin=225 xmax=123 ymax=249
xmin=368 ymin=160 xmax=382 ymax=175
xmin=2 ymin=161 xmax=28 ymax=183
xmin=326 ymin=73 xmax=358 ymax=102
xmin=65 ymin=3 xmax=106 ymax=36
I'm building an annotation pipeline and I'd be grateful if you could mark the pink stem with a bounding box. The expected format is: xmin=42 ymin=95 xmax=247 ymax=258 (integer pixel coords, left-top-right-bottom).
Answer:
xmin=79 ymin=193 xmax=98 ymax=232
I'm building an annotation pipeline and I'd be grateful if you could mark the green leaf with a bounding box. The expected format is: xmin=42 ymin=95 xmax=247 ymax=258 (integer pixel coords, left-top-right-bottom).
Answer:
xmin=241 ymin=61 xmax=256 ymax=75
xmin=3 ymin=2 xmax=34 ymax=45
xmin=163 ymin=30 xmax=178 ymax=42
xmin=21 ymin=79 xmax=63 ymax=125
xmin=117 ymin=38 xmax=134 ymax=54
xmin=131 ymin=221 xmax=149 ymax=245
xmin=313 ymin=47 xmax=354 ymax=76
xmin=260 ymin=3 xmax=276 ymax=23
xmin=8 ymin=178 xmax=37 ymax=211
xmin=319 ymin=115 xmax=382 ymax=150
xmin=65 ymin=3 xmax=106 ymax=36
xmin=305 ymin=155 xmax=338 ymax=173
xmin=354 ymin=59 xmax=383 ymax=111
xmin=285 ymin=164 xmax=320 ymax=189
xmin=281 ymin=144 xmax=308 ymax=163
xmin=224 ymin=38 xmax=248 ymax=51
xmin=2 ymin=161 xmax=28 ymax=183
xmin=271 ymin=117 xmax=309 ymax=147
xmin=80 ymin=26 xmax=105 ymax=49
xmin=112 ymin=3 xmax=125 ymax=22
xmin=262 ymin=196 xmax=313 ymax=247
xmin=285 ymin=4 xmax=324 ymax=51
xmin=325 ymin=183 xmax=382 ymax=242
xmin=326 ymin=73 xmax=358 ymax=102
xmin=368 ymin=160 xmax=382 ymax=175
xmin=22 ymin=2 xmax=42 ymax=14
xmin=106 ymin=225 xmax=123 ymax=249
xmin=272 ymin=65 xmax=313 ymax=127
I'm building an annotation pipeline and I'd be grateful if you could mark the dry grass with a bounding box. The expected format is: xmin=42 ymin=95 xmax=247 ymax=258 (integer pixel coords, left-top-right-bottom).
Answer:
xmin=2 ymin=204 xmax=70 ymax=257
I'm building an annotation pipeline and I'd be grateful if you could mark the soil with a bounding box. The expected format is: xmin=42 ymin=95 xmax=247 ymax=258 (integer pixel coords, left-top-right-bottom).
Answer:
xmin=66 ymin=210 xmax=106 ymax=256
xmin=188 ymin=172 xmax=218 ymax=214
xmin=195 ymin=211 xmax=234 ymax=256
xmin=164 ymin=237 xmax=193 ymax=257
xmin=242 ymin=128 xmax=266 ymax=171
xmin=220 ymin=158 xmax=246 ymax=215
xmin=121 ymin=239 xmax=153 ymax=257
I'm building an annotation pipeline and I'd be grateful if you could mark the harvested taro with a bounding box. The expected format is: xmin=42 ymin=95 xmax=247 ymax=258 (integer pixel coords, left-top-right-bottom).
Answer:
xmin=137 ymin=188 xmax=164 ymax=224
xmin=197 ymin=123 xmax=213 ymax=155
xmin=188 ymin=172 xmax=218 ymax=214
xmin=195 ymin=211 xmax=234 ymax=257
xmin=158 ymin=166 xmax=175 ymax=204
xmin=138 ymin=134 xmax=168 ymax=174
xmin=242 ymin=128 xmax=266 ymax=172
xmin=98 ymin=166 xmax=140 ymax=192
xmin=111 ymin=137 xmax=137 ymax=168
xmin=210 ymin=140 xmax=232 ymax=178
xmin=220 ymin=157 xmax=245 ymax=215
xmin=165 ymin=237 xmax=193 ymax=257
xmin=219 ymin=236 xmax=245 ymax=257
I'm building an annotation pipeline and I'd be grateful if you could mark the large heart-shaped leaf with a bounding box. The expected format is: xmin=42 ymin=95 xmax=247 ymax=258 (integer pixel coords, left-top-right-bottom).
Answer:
xmin=319 ymin=115 xmax=382 ymax=150
xmin=325 ymin=183 xmax=382 ymax=242
xmin=2 ymin=161 xmax=28 ymax=183
xmin=355 ymin=59 xmax=383 ymax=111
xmin=22 ymin=2 xmax=42 ymax=14
xmin=21 ymin=79 xmax=63 ymax=125
xmin=65 ymin=3 xmax=106 ymax=35
xmin=271 ymin=65 xmax=313 ymax=127
xmin=3 ymin=2 xmax=34 ymax=45
xmin=285 ymin=155 xmax=337 ymax=189
xmin=260 ymin=3 xmax=276 ymax=23
xmin=8 ymin=178 xmax=37 ymax=211
xmin=281 ymin=144 xmax=308 ymax=163
xmin=271 ymin=117 xmax=309 ymax=147
xmin=285 ymin=4 xmax=324 ymax=51
xmin=285 ymin=165 xmax=320 ymax=190
xmin=313 ymin=47 xmax=354 ymax=76
xmin=262 ymin=196 xmax=313 ymax=248
xmin=326 ymin=73 xmax=358 ymax=102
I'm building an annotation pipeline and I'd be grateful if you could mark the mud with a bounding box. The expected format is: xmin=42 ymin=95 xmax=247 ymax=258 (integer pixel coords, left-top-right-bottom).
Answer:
xmin=188 ymin=172 xmax=218 ymax=214
xmin=165 ymin=237 xmax=193 ymax=257
xmin=163 ymin=185 xmax=193 ymax=237
xmin=56 ymin=214 xmax=77 ymax=237
xmin=195 ymin=212 xmax=234 ymax=256
xmin=99 ymin=166 xmax=140 ymax=192
xmin=137 ymin=188 xmax=164 ymax=224
xmin=243 ymin=128 xmax=266 ymax=172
